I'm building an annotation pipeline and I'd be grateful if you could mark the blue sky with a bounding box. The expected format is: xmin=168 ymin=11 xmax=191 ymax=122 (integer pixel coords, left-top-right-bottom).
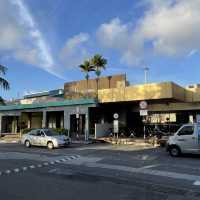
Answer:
xmin=1 ymin=0 xmax=200 ymax=100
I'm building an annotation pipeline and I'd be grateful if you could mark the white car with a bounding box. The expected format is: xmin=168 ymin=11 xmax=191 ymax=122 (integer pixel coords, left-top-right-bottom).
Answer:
xmin=21 ymin=129 xmax=71 ymax=149
xmin=167 ymin=123 xmax=200 ymax=156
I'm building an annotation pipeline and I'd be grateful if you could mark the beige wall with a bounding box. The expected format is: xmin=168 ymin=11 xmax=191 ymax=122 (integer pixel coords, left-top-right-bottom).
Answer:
xmin=98 ymin=82 xmax=176 ymax=103
xmin=98 ymin=81 xmax=200 ymax=104
xmin=64 ymin=74 xmax=127 ymax=99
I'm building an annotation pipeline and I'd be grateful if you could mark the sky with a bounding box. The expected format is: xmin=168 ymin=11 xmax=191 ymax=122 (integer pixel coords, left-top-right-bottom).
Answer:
xmin=1 ymin=0 xmax=200 ymax=100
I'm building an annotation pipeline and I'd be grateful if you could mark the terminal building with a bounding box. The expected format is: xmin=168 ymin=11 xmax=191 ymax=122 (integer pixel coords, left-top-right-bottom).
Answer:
xmin=1 ymin=74 xmax=200 ymax=139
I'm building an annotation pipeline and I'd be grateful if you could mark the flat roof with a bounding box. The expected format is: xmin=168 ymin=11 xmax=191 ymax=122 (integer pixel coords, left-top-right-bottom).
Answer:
xmin=0 ymin=99 xmax=96 ymax=111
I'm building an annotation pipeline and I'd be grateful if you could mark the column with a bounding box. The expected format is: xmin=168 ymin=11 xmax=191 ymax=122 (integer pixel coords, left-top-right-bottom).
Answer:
xmin=0 ymin=115 xmax=2 ymax=135
xmin=42 ymin=111 xmax=47 ymax=128
xmin=64 ymin=109 xmax=70 ymax=136
xmin=85 ymin=109 xmax=90 ymax=141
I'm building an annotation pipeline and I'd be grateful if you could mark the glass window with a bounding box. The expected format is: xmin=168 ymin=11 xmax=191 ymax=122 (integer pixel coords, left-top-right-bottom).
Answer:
xmin=35 ymin=130 xmax=42 ymax=136
xmin=43 ymin=129 xmax=58 ymax=136
xmin=29 ymin=130 xmax=38 ymax=136
xmin=178 ymin=126 xmax=194 ymax=136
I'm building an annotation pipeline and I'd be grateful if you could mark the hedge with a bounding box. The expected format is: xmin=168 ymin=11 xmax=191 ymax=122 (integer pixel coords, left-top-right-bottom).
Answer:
xmin=22 ymin=128 xmax=69 ymax=135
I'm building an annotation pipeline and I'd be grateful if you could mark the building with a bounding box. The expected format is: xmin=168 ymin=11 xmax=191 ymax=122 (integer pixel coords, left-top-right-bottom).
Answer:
xmin=1 ymin=74 xmax=200 ymax=139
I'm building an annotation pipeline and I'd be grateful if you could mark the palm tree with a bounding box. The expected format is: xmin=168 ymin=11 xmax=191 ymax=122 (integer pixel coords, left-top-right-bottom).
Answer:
xmin=0 ymin=65 xmax=9 ymax=90
xmin=91 ymin=54 xmax=107 ymax=98
xmin=0 ymin=64 xmax=10 ymax=104
xmin=79 ymin=60 xmax=94 ymax=98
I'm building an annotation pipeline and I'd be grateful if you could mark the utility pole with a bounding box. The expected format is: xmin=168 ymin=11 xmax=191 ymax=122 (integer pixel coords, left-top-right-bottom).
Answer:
xmin=144 ymin=67 xmax=149 ymax=84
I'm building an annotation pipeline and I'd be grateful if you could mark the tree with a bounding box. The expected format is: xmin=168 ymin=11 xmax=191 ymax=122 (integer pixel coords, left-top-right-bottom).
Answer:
xmin=0 ymin=64 xmax=10 ymax=104
xmin=0 ymin=65 xmax=10 ymax=90
xmin=91 ymin=54 xmax=107 ymax=98
xmin=79 ymin=60 xmax=94 ymax=98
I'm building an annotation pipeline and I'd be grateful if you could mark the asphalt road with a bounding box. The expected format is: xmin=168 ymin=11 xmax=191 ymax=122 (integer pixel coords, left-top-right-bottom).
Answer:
xmin=0 ymin=143 xmax=200 ymax=200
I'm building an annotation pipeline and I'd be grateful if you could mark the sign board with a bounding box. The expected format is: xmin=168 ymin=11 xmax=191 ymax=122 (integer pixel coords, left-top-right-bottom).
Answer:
xmin=139 ymin=101 xmax=148 ymax=109
xmin=113 ymin=120 xmax=119 ymax=133
xmin=113 ymin=113 xmax=119 ymax=119
xmin=140 ymin=110 xmax=148 ymax=116
xmin=76 ymin=113 xmax=79 ymax=119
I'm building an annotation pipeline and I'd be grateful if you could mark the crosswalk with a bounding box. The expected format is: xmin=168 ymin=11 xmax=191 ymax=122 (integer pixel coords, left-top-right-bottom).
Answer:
xmin=0 ymin=155 xmax=80 ymax=177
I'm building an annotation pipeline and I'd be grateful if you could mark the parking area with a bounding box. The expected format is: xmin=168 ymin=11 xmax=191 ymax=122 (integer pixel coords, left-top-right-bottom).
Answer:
xmin=1 ymin=143 xmax=200 ymax=199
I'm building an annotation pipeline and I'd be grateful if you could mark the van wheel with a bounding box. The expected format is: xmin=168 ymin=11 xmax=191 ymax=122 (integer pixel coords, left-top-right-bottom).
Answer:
xmin=25 ymin=140 xmax=31 ymax=148
xmin=169 ymin=146 xmax=180 ymax=157
xmin=47 ymin=142 xmax=54 ymax=150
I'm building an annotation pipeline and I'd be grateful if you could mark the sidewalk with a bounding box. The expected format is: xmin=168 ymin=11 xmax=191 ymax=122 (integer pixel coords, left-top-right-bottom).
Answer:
xmin=0 ymin=134 xmax=20 ymax=144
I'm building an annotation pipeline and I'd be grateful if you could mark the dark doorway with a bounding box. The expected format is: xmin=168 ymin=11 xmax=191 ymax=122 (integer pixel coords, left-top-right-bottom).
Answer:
xmin=70 ymin=114 xmax=85 ymax=136
xmin=46 ymin=111 xmax=64 ymax=129
xmin=1 ymin=116 xmax=20 ymax=133
xmin=127 ymin=112 xmax=144 ymax=136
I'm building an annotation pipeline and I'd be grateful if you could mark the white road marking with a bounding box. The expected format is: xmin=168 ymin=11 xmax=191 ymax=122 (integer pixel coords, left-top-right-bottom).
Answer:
xmin=43 ymin=162 xmax=49 ymax=166
xmin=22 ymin=167 xmax=28 ymax=171
xmin=140 ymin=164 xmax=160 ymax=169
xmin=14 ymin=168 xmax=20 ymax=173
xmin=48 ymin=168 xmax=58 ymax=173
xmin=5 ymin=170 xmax=11 ymax=174
xmin=83 ymin=162 xmax=200 ymax=183
xmin=193 ymin=181 xmax=200 ymax=186
xmin=0 ymin=155 xmax=81 ymax=177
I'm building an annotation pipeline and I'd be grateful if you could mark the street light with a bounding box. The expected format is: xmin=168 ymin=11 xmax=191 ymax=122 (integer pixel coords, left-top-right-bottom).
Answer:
xmin=144 ymin=66 xmax=149 ymax=84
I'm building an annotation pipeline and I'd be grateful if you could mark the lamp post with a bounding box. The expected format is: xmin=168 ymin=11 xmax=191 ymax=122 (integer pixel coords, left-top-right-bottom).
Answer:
xmin=144 ymin=66 xmax=149 ymax=84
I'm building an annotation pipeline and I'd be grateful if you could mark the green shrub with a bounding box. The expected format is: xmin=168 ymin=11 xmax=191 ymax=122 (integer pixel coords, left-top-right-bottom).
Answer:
xmin=52 ymin=128 xmax=69 ymax=135
xmin=22 ymin=128 xmax=69 ymax=135
xmin=22 ymin=128 xmax=35 ymax=134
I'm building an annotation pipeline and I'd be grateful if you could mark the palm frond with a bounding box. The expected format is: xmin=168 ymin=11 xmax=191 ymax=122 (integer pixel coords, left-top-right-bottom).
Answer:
xmin=0 ymin=65 xmax=7 ymax=75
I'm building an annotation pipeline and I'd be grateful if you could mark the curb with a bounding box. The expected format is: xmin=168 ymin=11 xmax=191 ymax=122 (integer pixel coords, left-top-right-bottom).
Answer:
xmin=0 ymin=140 xmax=19 ymax=144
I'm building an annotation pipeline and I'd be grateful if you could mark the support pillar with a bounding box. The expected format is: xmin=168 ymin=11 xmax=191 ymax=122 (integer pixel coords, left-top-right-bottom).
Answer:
xmin=42 ymin=111 xmax=47 ymax=128
xmin=64 ymin=110 xmax=70 ymax=136
xmin=0 ymin=115 xmax=2 ymax=135
xmin=85 ymin=108 xmax=90 ymax=141
xmin=85 ymin=113 xmax=89 ymax=141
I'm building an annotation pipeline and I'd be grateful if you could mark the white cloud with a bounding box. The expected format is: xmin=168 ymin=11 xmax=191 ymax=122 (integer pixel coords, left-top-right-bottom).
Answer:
xmin=0 ymin=0 xmax=64 ymax=79
xmin=97 ymin=18 xmax=130 ymax=50
xmin=97 ymin=0 xmax=200 ymax=65
xmin=60 ymin=33 xmax=90 ymax=68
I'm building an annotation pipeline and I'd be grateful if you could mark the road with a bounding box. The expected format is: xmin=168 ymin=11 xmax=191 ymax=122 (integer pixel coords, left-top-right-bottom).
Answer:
xmin=0 ymin=143 xmax=200 ymax=200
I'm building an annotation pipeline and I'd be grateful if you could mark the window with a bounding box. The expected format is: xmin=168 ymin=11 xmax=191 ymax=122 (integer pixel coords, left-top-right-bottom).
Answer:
xmin=29 ymin=130 xmax=38 ymax=136
xmin=178 ymin=126 xmax=194 ymax=136
xmin=33 ymin=130 xmax=42 ymax=136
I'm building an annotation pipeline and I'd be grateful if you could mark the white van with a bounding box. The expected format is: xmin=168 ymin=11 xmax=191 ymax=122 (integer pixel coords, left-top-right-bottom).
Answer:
xmin=167 ymin=123 xmax=200 ymax=157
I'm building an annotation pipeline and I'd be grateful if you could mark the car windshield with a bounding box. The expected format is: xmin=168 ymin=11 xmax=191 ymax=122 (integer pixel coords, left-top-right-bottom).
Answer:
xmin=43 ymin=130 xmax=59 ymax=136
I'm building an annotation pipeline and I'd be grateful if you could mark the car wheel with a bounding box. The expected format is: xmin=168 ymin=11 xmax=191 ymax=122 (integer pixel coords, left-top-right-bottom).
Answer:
xmin=47 ymin=141 xmax=54 ymax=150
xmin=169 ymin=146 xmax=180 ymax=157
xmin=25 ymin=140 xmax=31 ymax=148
